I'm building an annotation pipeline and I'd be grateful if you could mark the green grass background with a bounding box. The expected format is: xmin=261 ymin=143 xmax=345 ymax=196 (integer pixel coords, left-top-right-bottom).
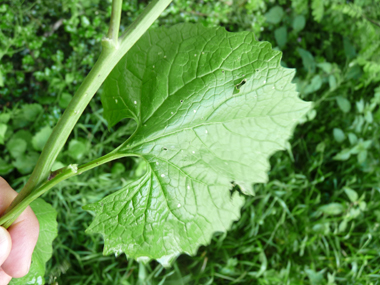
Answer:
xmin=0 ymin=0 xmax=380 ymax=284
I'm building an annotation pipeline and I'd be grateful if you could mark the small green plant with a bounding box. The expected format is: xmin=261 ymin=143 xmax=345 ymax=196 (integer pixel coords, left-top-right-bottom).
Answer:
xmin=0 ymin=0 xmax=311 ymax=283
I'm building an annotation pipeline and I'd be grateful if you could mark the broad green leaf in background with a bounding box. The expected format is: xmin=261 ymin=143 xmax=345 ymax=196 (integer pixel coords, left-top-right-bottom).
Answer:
xmin=32 ymin=126 xmax=52 ymax=151
xmin=344 ymin=187 xmax=358 ymax=203
xmin=22 ymin=103 xmax=43 ymax=122
xmin=333 ymin=128 xmax=346 ymax=143
xmin=6 ymin=138 xmax=27 ymax=158
xmin=319 ymin=203 xmax=345 ymax=216
xmin=297 ymin=48 xmax=316 ymax=73
xmin=12 ymin=154 xmax=39 ymax=175
xmin=0 ymin=158 xmax=13 ymax=175
xmin=85 ymin=23 xmax=311 ymax=265
xmin=10 ymin=199 xmax=58 ymax=285
xmin=0 ymin=69 xmax=4 ymax=87
xmin=303 ymin=75 xmax=322 ymax=94
xmin=306 ymin=268 xmax=325 ymax=285
xmin=264 ymin=6 xmax=284 ymax=25
xmin=329 ymin=74 xmax=337 ymax=90
xmin=68 ymin=139 xmax=87 ymax=160
xmin=292 ymin=15 xmax=306 ymax=32
xmin=333 ymin=148 xmax=351 ymax=161
xmin=0 ymin=113 xmax=11 ymax=124
xmin=317 ymin=62 xmax=332 ymax=74
xmin=12 ymin=152 xmax=39 ymax=174
xmin=0 ymin=123 xmax=6 ymax=144
xmin=274 ymin=26 xmax=287 ymax=49
xmin=111 ymin=162 xmax=126 ymax=175
xmin=12 ymin=130 xmax=34 ymax=149
xmin=356 ymin=99 xmax=365 ymax=113
xmin=336 ymin=96 xmax=351 ymax=113
xmin=348 ymin=132 xmax=358 ymax=145
xmin=343 ymin=37 xmax=357 ymax=59
xmin=59 ymin=92 xmax=73 ymax=109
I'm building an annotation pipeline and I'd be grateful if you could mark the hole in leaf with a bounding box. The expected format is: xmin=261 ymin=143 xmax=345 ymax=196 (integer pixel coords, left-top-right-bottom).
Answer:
xmin=233 ymin=79 xmax=247 ymax=94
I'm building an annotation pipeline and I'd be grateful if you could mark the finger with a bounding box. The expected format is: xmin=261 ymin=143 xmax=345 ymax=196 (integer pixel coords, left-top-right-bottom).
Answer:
xmin=0 ymin=227 xmax=12 ymax=265
xmin=0 ymin=267 xmax=12 ymax=285
xmin=0 ymin=177 xmax=40 ymax=278
xmin=0 ymin=178 xmax=17 ymax=215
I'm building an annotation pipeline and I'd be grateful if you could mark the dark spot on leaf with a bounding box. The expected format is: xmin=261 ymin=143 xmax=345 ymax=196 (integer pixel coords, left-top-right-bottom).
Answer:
xmin=237 ymin=79 xmax=247 ymax=89
xmin=162 ymin=147 xmax=168 ymax=151
xmin=180 ymin=100 xmax=183 ymax=103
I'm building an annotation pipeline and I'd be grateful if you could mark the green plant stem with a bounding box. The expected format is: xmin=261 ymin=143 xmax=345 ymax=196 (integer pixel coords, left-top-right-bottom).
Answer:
xmin=108 ymin=0 xmax=123 ymax=43
xmin=0 ymin=152 xmax=134 ymax=228
xmin=3 ymin=0 xmax=172 ymax=222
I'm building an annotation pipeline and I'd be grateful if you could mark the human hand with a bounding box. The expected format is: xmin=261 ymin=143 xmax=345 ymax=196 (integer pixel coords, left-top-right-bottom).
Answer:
xmin=0 ymin=177 xmax=39 ymax=285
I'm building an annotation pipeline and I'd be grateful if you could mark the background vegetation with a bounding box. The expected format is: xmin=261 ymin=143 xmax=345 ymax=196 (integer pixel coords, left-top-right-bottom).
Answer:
xmin=1 ymin=0 xmax=379 ymax=284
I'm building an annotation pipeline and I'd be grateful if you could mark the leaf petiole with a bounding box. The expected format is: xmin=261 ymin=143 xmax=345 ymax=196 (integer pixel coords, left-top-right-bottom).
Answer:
xmin=0 ymin=151 xmax=138 ymax=228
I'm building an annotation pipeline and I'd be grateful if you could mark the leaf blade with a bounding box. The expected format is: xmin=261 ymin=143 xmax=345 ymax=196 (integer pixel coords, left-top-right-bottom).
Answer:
xmin=89 ymin=23 xmax=311 ymax=264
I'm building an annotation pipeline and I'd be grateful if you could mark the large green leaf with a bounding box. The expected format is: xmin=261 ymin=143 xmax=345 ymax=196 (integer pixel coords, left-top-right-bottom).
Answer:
xmin=85 ymin=23 xmax=311 ymax=264
xmin=10 ymin=199 xmax=58 ymax=285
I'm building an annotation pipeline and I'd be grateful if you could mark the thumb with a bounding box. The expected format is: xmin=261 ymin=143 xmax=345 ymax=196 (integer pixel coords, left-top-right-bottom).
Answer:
xmin=0 ymin=226 xmax=12 ymax=266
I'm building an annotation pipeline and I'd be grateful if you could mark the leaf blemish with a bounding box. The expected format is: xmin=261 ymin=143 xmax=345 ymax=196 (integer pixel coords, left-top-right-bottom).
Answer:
xmin=180 ymin=100 xmax=183 ymax=103
xmin=162 ymin=147 xmax=168 ymax=151
xmin=235 ymin=79 xmax=247 ymax=91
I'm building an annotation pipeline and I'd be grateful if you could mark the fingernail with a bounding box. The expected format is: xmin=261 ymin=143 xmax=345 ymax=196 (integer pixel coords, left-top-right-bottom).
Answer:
xmin=0 ymin=226 xmax=12 ymax=265
xmin=0 ymin=226 xmax=10 ymax=246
